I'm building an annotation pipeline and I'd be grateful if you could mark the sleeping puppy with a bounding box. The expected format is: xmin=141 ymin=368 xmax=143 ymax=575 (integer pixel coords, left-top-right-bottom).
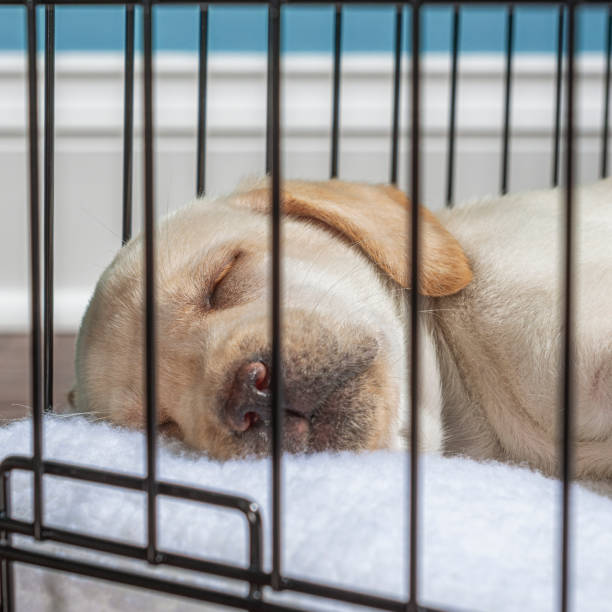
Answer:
xmin=70 ymin=179 xmax=462 ymax=459
xmin=70 ymin=178 xmax=612 ymax=482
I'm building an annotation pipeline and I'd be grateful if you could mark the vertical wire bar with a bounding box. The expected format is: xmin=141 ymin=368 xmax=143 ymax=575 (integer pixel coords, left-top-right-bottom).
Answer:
xmin=269 ymin=0 xmax=283 ymax=592
xmin=501 ymin=4 xmax=514 ymax=195
xmin=26 ymin=0 xmax=43 ymax=542
xmin=330 ymin=4 xmax=342 ymax=178
xmin=407 ymin=2 xmax=421 ymax=609
xmin=1 ymin=474 xmax=14 ymax=612
xmin=390 ymin=5 xmax=403 ymax=185
xmin=445 ymin=4 xmax=460 ymax=207
xmin=143 ymin=0 xmax=158 ymax=565
xmin=247 ymin=504 xmax=263 ymax=602
xmin=196 ymin=4 xmax=209 ymax=197
xmin=600 ymin=6 xmax=612 ymax=179
xmin=122 ymin=5 xmax=135 ymax=245
xmin=552 ymin=6 xmax=564 ymax=187
xmin=43 ymin=6 xmax=55 ymax=413
xmin=560 ymin=6 xmax=575 ymax=612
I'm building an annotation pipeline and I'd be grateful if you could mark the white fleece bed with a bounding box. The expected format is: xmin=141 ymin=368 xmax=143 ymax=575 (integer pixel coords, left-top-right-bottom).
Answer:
xmin=1 ymin=416 xmax=611 ymax=612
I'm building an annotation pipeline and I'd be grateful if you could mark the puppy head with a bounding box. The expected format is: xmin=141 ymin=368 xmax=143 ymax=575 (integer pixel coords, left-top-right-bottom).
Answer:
xmin=70 ymin=179 xmax=471 ymax=459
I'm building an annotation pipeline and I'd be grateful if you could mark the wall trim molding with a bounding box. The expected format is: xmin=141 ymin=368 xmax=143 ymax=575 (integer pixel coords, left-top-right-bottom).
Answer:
xmin=0 ymin=290 xmax=90 ymax=333
xmin=0 ymin=52 xmax=610 ymax=138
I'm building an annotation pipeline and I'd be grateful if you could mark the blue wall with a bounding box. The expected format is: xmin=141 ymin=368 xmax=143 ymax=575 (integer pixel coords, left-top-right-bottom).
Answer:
xmin=0 ymin=5 xmax=608 ymax=54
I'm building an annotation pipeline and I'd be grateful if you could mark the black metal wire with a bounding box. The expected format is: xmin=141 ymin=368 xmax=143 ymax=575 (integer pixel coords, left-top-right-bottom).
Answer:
xmin=330 ymin=3 xmax=342 ymax=178
xmin=552 ymin=6 xmax=564 ymax=187
xmin=281 ymin=576 xmax=403 ymax=612
xmin=122 ymin=4 xmax=135 ymax=245
xmin=196 ymin=3 xmax=209 ymax=196
xmin=601 ymin=6 xmax=612 ymax=178
xmin=268 ymin=0 xmax=283 ymax=594
xmin=0 ymin=455 xmax=264 ymax=586
xmin=142 ymin=0 xmax=159 ymax=565
xmin=408 ymin=2 xmax=421 ymax=610
xmin=26 ymin=0 xmax=43 ymax=544
xmin=0 ymin=448 xmax=447 ymax=612
xmin=501 ymin=4 xmax=514 ymax=195
xmin=390 ymin=5 xmax=403 ymax=185
xmin=446 ymin=4 xmax=460 ymax=207
xmin=0 ymin=539 xmax=441 ymax=612
xmin=560 ymin=6 xmax=575 ymax=612
xmin=0 ymin=473 xmax=14 ymax=611
xmin=43 ymin=6 xmax=55 ymax=413
xmin=0 ymin=545 xmax=304 ymax=612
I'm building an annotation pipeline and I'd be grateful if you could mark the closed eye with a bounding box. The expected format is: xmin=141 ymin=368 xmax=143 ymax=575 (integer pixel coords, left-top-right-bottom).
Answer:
xmin=204 ymin=251 xmax=242 ymax=310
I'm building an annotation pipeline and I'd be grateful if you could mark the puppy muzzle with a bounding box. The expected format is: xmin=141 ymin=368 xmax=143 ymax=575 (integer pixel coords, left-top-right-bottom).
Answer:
xmin=221 ymin=316 xmax=380 ymax=453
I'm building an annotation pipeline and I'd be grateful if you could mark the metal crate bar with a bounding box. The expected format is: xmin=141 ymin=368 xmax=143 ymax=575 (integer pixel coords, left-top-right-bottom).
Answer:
xmin=43 ymin=5 xmax=55 ymax=414
xmin=281 ymin=575 xmax=420 ymax=612
xmin=26 ymin=0 xmax=43 ymax=543
xmin=0 ymin=455 xmax=263 ymax=526
xmin=500 ymin=4 xmax=514 ymax=195
xmin=0 ymin=545 xmax=305 ymax=612
xmin=445 ymin=3 xmax=460 ymax=207
xmin=142 ymin=0 xmax=159 ymax=565
xmin=0 ymin=450 xmax=454 ymax=612
xmin=0 ymin=542 xmax=446 ymax=612
xmin=330 ymin=3 xmax=342 ymax=178
xmin=408 ymin=1 xmax=421 ymax=609
xmin=0 ymin=504 xmax=262 ymax=590
xmin=122 ymin=4 xmax=135 ymax=244
xmin=196 ymin=3 xmax=209 ymax=196
xmin=0 ymin=533 xmax=448 ymax=612
xmin=0 ymin=455 xmax=442 ymax=611
xmin=0 ymin=455 xmax=264 ymax=581
xmin=0 ymin=474 xmax=14 ymax=610
xmin=390 ymin=4 xmax=403 ymax=185
xmin=560 ymin=4 xmax=575 ymax=612
xmin=269 ymin=0 xmax=283 ymax=595
xmin=0 ymin=515 xmax=259 ymax=582
xmin=552 ymin=5 xmax=564 ymax=187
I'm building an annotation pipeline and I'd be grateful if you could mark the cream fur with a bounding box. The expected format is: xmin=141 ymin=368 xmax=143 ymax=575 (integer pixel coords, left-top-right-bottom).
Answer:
xmin=73 ymin=182 xmax=446 ymax=458
xmin=433 ymin=178 xmax=612 ymax=480
xmin=72 ymin=177 xmax=612 ymax=481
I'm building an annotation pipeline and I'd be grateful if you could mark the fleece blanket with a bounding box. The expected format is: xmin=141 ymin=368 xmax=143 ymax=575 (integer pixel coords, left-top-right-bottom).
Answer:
xmin=0 ymin=416 xmax=611 ymax=612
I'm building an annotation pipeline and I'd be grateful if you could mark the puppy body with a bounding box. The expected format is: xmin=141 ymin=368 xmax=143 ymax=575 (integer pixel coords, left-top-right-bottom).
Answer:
xmin=72 ymin=177 xmax=612 ymax=481
xmin=433 ymin=179 xmax=612 ymax=480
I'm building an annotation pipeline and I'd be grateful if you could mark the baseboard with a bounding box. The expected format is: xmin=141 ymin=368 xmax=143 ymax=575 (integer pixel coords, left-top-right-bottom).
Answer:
xmin=0 ymin=52 xmax=610 ymax=135
xmin=0 ymin=290 xmax=90 ymax=333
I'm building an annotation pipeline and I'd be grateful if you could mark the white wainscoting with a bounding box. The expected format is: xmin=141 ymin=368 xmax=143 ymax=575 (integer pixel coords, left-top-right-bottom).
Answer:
xmin=0 ymin=52 xmax=610 ymax=331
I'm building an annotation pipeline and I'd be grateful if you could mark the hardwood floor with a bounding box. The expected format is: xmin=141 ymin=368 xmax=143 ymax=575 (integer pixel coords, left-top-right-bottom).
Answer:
xmin=0 ymin=334 xmax=76 ymax=421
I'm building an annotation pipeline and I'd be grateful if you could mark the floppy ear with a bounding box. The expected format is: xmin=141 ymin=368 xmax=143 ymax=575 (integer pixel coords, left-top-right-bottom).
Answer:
xmin=230 ymin=179 xmax=472 ymax=297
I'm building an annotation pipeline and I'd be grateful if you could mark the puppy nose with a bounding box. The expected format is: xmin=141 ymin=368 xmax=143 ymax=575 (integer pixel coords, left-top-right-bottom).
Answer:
xmin=225 ymin=361 xmax=270 ymax=432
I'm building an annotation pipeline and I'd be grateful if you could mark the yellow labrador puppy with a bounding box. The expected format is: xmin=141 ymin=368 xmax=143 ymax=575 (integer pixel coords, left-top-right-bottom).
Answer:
xmin=71 ymin=178 xmax=612 ymax=482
